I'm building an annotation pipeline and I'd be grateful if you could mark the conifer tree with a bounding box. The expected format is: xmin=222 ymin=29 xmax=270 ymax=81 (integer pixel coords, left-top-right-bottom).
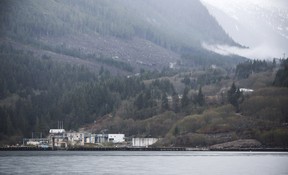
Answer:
xmin=172 ymin=93 xmax=180 ymax=113
xmin=181 ymin=87 xmax=190 ymax=108
xmin=227 ymin=82 xmax=242 ymax=112
xmin=197 ymin=86 xmax=205 ymax=106
xmin=161 ymin=92 xmax=169 ymax=111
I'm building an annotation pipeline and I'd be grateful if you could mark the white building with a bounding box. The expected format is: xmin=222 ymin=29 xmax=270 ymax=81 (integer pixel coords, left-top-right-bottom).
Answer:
xmin=47 ymin=128 xmax=125 ymax=147
xmin=107 ymin=134 xmax=125 ymax=143
xmin=132 ymin=138 xmax=160 ymax=147
xmin=49 ymin=129 xmax=65 ymax=134
xmin=240 ymin=88 xmax=254 ymax=95
xmin=26 ymin=139 xmax=49 ymax=147
xmin=48 ymin=129 xmax=67 ymax=148
xmin=66 ymin=132 xmax=87 ymax=146
xmin=89 ymin=134 xmax=125 ymax=144
xmin=94 ymin=134 xmax=108 ymax=143
xmin=27 ymin=140 xmax=40 ymax=146
xmin=65 ymin=133 xmax=125 ymax=145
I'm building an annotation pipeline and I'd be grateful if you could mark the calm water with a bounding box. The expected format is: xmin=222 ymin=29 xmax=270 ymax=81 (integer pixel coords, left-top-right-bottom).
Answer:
xmin=0 ymin=151 xmax=288 ymax=175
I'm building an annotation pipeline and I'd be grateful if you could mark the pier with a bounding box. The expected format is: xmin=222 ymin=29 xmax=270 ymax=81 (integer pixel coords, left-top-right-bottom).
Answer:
xmin=0 ymin=146 xmax=287 ymax=152
xmin=0 ymin=146 xmax=186 ymax=151
xmin=67 ymin=147 xmax=186 ymax=151
xmin=0 ymin=146 xmax=53 ymax=151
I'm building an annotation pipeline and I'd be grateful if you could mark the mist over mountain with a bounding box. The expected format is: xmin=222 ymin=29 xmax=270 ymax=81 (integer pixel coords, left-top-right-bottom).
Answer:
xmin=202 ymin=0 xmax=288 ymax=60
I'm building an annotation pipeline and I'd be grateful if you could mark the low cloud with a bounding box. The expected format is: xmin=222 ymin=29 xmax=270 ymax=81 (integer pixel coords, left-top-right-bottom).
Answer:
xmin=202 ymin=42 xmax=284 ymax=60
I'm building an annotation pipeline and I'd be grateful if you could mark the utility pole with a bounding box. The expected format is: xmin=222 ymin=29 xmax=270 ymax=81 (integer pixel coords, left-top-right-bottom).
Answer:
xmin=58 ymin=121 xmax=64 ymax=129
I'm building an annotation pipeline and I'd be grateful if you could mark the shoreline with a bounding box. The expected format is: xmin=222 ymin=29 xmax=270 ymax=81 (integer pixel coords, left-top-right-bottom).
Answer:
xmin=0 ymin=146 xmax=287 ymax=152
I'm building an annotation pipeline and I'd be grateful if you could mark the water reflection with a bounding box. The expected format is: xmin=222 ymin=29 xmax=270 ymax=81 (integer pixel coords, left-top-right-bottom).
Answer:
xmin=0 ymin=151 xmax=287 ymax=175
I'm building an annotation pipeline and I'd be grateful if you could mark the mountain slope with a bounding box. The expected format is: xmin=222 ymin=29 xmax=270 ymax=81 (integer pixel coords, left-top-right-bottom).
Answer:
xmin=0 ymin=0 xmax=252 ymax=145
xmin=0 ymin=0 xmax=237 ymax=46
xmin=0 ymin=0 xmax=243 ymax=73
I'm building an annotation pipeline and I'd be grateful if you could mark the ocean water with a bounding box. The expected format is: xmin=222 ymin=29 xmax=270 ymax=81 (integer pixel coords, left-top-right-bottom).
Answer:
xmin=0 ymin=151 xmax=288 ymax=175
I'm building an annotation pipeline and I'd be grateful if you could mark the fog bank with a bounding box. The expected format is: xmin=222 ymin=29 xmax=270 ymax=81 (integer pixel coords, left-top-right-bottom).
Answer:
xmin=202 ymin=43 xmax=284 ymax=60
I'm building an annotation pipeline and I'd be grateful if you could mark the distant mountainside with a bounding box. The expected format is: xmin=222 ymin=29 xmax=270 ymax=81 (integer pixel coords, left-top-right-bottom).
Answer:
xmin=1 ymin=0 xmax=288 ymax=148
xmin=0 ymin=0 xmax=244 ymax=73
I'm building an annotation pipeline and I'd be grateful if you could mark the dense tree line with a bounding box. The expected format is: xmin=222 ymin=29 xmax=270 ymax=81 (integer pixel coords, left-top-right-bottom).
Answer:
xmin=180 ymin=49 xmax=245 ymax=69
xmin=273 ymin=58 xmax=288 ymax=87
xmin=227 ymin=82 xmax=243 ymax=112
xmin=0 ymin=0 xmax=180 ymax=51
xmin=235 ymin=59 xmax=275 ymax=79
xmin=0 ymin=46 xmax=97 ymax=141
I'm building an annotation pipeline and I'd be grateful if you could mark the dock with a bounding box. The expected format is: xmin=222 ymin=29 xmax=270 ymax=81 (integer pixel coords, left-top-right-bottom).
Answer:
xmin=0 ymin=146 xmax=53 ymax=151
xmin=1 ymin=147 xmax=287 ymax=152
xmin=0 ymin=146 xmax=186 ymax=151
xmin=67 ymin=147 xmax=186 ymax=151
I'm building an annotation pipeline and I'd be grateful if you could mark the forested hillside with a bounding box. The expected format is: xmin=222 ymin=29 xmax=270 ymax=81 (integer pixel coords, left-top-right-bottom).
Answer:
xmin=0 ymin=0 xmax=237 ymax=46
xmin=0 ymin=0 xmax=245 ymax=73
xmin=0 ymin=0 xmax=287 ymax=147
xmin=1 ymin=44 xmax=287 ymax=147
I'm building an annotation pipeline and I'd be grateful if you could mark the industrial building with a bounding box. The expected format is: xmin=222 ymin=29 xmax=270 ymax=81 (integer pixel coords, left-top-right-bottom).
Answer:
xmin=132 ymin=138 xmax=160 ymax=147
xmin=23 ymin=127 xmax=126 ymax=148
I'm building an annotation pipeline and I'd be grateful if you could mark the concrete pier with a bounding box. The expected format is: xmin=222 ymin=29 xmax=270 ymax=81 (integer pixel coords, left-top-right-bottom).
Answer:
xmin=0 ymin=146 xmax=186 ymax=151
xmin=0 ymin=146 xmax=53 ymax=151
xmin=67 ymin=147 xmax=186 ymax=151
xmin=0 ymin=146 xmax=287 ymax=152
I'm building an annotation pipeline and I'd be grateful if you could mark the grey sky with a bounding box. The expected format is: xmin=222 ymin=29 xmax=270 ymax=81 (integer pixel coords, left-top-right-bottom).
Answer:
xmin=201 ymin=0 xmax=288 ymax=59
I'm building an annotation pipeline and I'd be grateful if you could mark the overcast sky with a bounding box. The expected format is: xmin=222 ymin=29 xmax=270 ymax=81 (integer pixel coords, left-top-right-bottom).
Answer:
xmin=201 ymin=0 xmax=288 ymax=59
xmin=201 ymin=0 xmax=287 ymax=11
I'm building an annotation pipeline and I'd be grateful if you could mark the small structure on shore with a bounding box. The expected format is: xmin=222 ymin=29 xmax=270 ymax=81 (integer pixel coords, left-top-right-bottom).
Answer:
xmin=240 ymin=88 xmax=254 ymax=95
xmin=48 ymin=129 xmax=67 ymax=148
xmin=22 ymin=132 xmax=49 ymax=148
xmin=132 ymin=138 xmax=160 ymax=147
xmin=85 ymin=134 xmax=125 ymax=144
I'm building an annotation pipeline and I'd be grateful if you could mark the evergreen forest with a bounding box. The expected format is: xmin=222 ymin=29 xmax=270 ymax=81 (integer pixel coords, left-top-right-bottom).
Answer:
xmin=0 ymin=0 xmax=287 ymax=148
